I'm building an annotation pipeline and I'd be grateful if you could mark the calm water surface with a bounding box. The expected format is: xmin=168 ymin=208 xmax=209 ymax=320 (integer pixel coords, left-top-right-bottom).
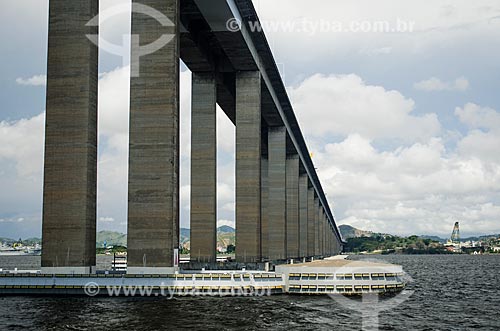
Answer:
xmin=0 ymin=255 xmax=499 ymax=330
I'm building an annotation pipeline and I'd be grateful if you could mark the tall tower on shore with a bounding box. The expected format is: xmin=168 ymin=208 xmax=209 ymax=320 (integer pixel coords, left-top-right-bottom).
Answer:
xmin=451 ymin=222 xmax=460 ymax=245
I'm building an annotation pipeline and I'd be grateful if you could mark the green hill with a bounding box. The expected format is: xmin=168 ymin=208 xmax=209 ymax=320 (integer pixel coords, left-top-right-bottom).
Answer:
xmin=96 ymin=231 xmax=126 ymax=248
xmin=339 ymin=224 xmax=374 ymax=239
xmin=218 ymin=225 xmax=235 ymax=233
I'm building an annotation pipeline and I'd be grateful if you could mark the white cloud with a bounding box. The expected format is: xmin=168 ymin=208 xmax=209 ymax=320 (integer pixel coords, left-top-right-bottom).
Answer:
xmin=0 ymin=113 xmax=45 ymax=178
xmin=455 ymin=103 xmax=500 ymax=164
xmin=222 ymin=203 xmax=235 ymax=212
xmin=217 ymin=107 xmax=236 ymax=153
xmin=314 ymin=99 xmax=500 ymax=236
xmin=457 ymin=130 xmax=500 ymax=164
xmin=16 ymin=75 xmax=46 ymax=86
xmin=0 ymin=218 xmax=25 ymax=223
xmin=360 ymin=47 xmax=393 ymax=56
xmin=455 ymin=103 xmax=500 ymax=130
xmin=414 ymin=76 xmax=470 ymax=91
xmin=253 ymin=0 xmax=500 ymax=73
xmin=312 ymin=102 xmax=500 ymax=236
xmin=321 ymin=135 xmax=472 ymax=200
xmin=98 ymin=66 xmax=130 ymax=139
xmin=339 ymin=198 xmax=500 ymax=237
xmin=98 ymin=217 xmax=115 ymax=223
xmin=290 ymin=73 xmax=441 ymax=141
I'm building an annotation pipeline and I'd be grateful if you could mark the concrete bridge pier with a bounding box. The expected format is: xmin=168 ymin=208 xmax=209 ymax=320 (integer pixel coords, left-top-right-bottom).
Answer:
xmin=127 ymin=0 xmax=180 ymax=275
xmin=261 ymin=155 xmax=269 ymax=261
xmin=314 ymin=197 xmax=320 ymax=257
xmin=190 ymin=72 xmax=218 ymax=263
xmin=41 ymin=0 xmax=99 ymax=275
xmin=307 ymin=187 xmax=316 ymax=257
xmin=322 ymin=210 xmax=327 ymax=256
xmin=299 ymin=174 xmax=309 ymax=257
xmin=286 ymin=154 xmax=300 ymax=259
xmin=318 ymin=207 xmax=323 ymax=256
xmin=235 ymin=71 xmax=262 ymax=263
xmin=268 ymin=126 xmax=287 ymax=261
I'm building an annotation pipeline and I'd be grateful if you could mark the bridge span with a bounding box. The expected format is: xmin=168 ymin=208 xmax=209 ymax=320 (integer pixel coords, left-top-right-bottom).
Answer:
xmin=41 ymin=0 xmax=344 ymax=274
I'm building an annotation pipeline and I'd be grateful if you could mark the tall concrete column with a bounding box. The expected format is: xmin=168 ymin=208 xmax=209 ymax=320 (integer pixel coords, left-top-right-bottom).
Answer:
xmin=314 ymin=199 xmax=320 ymax=256
xmin=268 ymin=127 xmax=287 ymax=260
xmin=41 ymin=0 xmax=99 ymax=274
xmin=318 ymin=208 xmax=323 ymax=256
xmin=190 ymin=72 xmax=217 ymax=263
xmin=325 ymin=224 xmax=328 ymax=255
xmin=261 ymin=156 xmax=269 ymax=260
xmin=332 ymin=230 xmax=336 ymax=255
xmin=328 ymin=225 xmax=332 ymax=255
xmin=236 ymin=71 xmax=262 ymax=263
xmin=128 ymin=0 xmax=179 ymax=274
xmin=323 ymin=212 xmax=328 ymax=256
xmin=286 ymin=155 xmax=300 ymax=259
xmin=307 ymin=188 xmax=315 ymax=257
xmin=331 ymin=227 xmax=335 ymax=255
xmin=298 ymin=175 xmax=309 ymax=257
xmin=322 ymin=210 xmax=326 ymax=256
xmin=332 ymin=231 xmax=335 ymax=255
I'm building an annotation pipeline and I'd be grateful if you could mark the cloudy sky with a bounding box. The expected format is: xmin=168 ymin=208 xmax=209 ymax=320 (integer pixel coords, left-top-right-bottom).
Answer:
xmin=1 ymin=0 xmax=500 ymax=239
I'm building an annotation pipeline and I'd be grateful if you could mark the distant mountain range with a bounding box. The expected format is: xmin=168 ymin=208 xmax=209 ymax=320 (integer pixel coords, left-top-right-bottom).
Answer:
xmin=0 ymin=237 xmax=41 ymax=245
xmin=1 ymin=226 xmax=236 ymax=249
xmin=3 ymin=225 xmax=497 ymax=248
xmin=339 ymin=224 xmax=499 ymax=243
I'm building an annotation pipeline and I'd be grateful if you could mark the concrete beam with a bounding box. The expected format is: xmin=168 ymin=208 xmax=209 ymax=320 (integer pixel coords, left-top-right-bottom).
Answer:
xmin=41 ymin=0 xmax=98 ymax=273
xmin=286 ymin=155 xmax=300 ymax=259
xmin=235 ymin=71 xmax=262 ymax=262
xmin=128 ymin=0 xmax=180 ymax=270
xmin=190 ymin=72 xmax=217 ymax=263
xmin=298 ymin=174 xmax=309 ymax=258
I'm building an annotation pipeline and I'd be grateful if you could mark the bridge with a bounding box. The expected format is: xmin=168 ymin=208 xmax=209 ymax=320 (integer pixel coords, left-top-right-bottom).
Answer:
xmin=41 ymin=0 xmax=343 ymax=274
